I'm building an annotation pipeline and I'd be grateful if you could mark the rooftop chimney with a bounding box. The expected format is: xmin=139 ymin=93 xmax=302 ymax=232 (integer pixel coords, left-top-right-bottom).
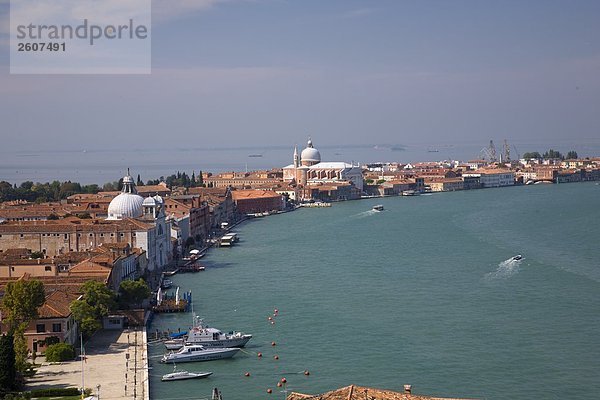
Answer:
xmin=403 ymin=384 xmax=412 ymax=394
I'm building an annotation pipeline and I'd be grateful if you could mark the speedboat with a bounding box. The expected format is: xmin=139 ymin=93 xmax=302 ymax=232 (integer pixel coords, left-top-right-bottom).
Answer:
xmin=511 ymin=254 xmax=523 ymax=261
xmin=372 ymin=205 xmax=384 ymax=211
xmin=161 ymin=344 xmax=240 ymax=363
xmin=161 ymin=365 xmax=213 ymax=381
xmin=164 ymin=317 xmax=252 ymax=350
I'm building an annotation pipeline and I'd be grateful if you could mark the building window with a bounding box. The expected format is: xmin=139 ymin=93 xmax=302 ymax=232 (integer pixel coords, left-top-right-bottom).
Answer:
xmin=44 ymin=266 xmax=51 ymax=272
xmin=20 ymin=234 xmax=24 ymax=238
xmin=64 ymin=234 xmax=68 ymax=239
xmin=36 ymin=324 xmax=45 ymax=333
xmin=52 ymin=323 xmax=62 ymax=332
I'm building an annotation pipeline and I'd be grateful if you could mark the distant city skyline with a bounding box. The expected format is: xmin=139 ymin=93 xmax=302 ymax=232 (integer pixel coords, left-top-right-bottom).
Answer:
xmin=1 ymin=0 xmax=599 ymax=153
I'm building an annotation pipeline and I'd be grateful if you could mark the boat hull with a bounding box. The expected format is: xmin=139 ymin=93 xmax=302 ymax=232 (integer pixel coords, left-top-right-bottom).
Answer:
xmin=161 ymin=371 xmax=213 ymax=381
xmin=161 ymin=348 xmax=240 ymax=363
xmin=164 ymin=335 xmax=252 ymax=350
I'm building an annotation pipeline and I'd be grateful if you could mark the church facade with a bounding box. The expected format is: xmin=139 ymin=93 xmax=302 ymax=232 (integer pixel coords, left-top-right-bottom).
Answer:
xmin=283 ymin=138 xmax=364 ymax=199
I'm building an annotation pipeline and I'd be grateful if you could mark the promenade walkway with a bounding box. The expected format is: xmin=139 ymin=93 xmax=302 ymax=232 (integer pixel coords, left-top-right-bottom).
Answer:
xmin=26 ymin=328 xmax=149 ymax=400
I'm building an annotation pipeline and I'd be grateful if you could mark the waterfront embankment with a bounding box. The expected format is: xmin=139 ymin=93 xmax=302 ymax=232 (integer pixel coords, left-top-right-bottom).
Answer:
xmin=26 ymin=328 xmax=148 ymax=400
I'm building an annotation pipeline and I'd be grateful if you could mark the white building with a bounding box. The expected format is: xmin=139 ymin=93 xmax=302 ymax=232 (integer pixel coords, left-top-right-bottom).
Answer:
xmin=463 ymin=169 xmax=515 ymax=188
xmin=106 ymin=172 xmax=172 ymax=271
xmin=283 ymin=138 xmax=364 ymax=193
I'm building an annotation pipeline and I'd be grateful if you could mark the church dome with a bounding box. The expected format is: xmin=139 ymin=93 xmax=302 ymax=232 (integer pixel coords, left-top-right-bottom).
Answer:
xmin=107 ymin=172 xmax=144 ymax=220
xmin=300 ymin=138 xmax=321 ymax=165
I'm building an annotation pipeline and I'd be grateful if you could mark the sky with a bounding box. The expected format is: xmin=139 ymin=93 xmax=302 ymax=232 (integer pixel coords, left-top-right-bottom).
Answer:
xmin=1 ymin=0 xmax=600 ymax=153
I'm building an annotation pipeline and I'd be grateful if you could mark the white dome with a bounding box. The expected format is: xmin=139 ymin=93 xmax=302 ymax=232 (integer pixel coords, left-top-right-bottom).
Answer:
xmin=142 ymin=196 xmax=156 ymax=206
xmin=106 ymin=172 xmax=144 ymax=220
xmin=301 ymin=138 xmax=321 ymax=163
xmin=107 ymin=192 xmax=144 ymax=220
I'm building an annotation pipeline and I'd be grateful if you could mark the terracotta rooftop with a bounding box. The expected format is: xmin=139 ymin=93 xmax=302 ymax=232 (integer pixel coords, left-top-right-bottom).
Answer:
xmin=232 ymin=190 xmax=282 ymax=200
xmin=38 ymin=290 xmax=80 ymax=319
xmin=287 ymin=385 xmax=475 ymax=400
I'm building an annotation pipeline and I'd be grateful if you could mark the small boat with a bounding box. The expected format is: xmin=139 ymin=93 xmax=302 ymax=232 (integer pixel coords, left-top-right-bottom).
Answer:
xmin=163 ymin=269 xmax=179 ymax=277
xmin=161 ymin=344 xmax=240 ymax=363
xmin=511 ymin=255 xmax=523 ymax=261
xmin=161 ymin=279 xmax=173 ymax=289
xmin=401 ymin=190 xmax=418 ymax=196
xmin=372 ymin=205 xmax=384 ymax=211
xmin=161 ymin=365 xmax=213 ymax=381
xmin=164 ymin=316 xmax=252 ymax=350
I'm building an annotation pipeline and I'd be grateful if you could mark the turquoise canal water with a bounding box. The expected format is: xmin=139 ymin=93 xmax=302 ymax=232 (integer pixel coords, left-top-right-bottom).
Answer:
xmin=148 ymin=183 xmax=600 ymax=400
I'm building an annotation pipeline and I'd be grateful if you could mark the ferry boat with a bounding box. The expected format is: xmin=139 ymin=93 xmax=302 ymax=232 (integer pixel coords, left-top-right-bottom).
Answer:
xmin=161 ymin=365 xmax=213 ymax=381
xmin=219 ymin=233 xmax=239 ymax=247
xmin=372 ymin=205 xmax=384 ymax=211
xmin=161 ymin=344 xmax=240 ymax=363
xmin=164 ymin=317 xmax=252 ymax=350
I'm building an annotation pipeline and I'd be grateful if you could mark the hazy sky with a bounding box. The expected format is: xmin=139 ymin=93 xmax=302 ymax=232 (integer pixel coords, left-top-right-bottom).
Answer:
xmin=1 ymin=0 xmax=599 ymax=152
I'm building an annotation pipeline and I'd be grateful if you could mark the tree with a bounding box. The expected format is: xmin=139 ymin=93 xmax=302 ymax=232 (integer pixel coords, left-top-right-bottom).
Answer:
xmin=136 ymin=174 xmax=144 ymax=186
xmin=198 ymin=170 xmax=204 ymax=187
xmin=566 ymin=150 xmax=578 ymax=160
xmin=118 ymin=279 xmax=150 ymax=307
xmin=45 ymin=343 xmax=75 ymax=362
xmin=522 ymin=151 xmax=542 ymax=160
xmin=1 ymin=280 xmax=45 ymax=334
xmin=543 ymin=149 xmax=563 ymax=160
xmin=0 ymin=334 xmax=16 ymax=393
xmin=70 ymin=281 xmax=116 ymax=337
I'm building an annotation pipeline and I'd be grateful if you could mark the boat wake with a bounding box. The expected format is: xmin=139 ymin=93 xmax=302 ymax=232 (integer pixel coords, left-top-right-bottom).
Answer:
xmin=484 ymin=257 xmax=523 ymax=281
xmin=352 ymin=210 xmax=379 ymax=219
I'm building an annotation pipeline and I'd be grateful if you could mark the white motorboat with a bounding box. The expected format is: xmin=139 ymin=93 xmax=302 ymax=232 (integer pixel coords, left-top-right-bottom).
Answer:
xmin=164 ymin=317 xmax=252 ymax=350
xmin=161 ymin=365 xmax=213 ymax=381
xmin=161 ymin=279 xmax=173 ymax=289
xmin=161 ymin=344 xmax=240 ymax=363
xmin=511 ymin=254 xmax=523 ymax=261
xmin=372 ymin=205 xmax=384 ymax=211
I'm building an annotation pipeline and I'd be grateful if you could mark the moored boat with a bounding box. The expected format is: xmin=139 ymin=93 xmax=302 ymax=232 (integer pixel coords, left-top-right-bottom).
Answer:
xmin=164 ymin=317 xmax=252 ymax=350
xmin=161 ymin=365 xmax=213 ymax=381
xmin=161 ymin=344 xmax=240 ymax=363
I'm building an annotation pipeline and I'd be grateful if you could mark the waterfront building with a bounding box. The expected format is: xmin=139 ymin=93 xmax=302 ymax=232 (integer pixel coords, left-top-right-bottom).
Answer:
xmin=187 ymin=187 xmax=236 ymax=232
xmin=426 ymin=177 xmax=465 ymax=192
xmin=463 ymin=168 xmax=515 ymax=188
xmin=232 ymin=190 xmax=285 ymax=214
xmin=283 ymin=138 xmax=364 ymax=199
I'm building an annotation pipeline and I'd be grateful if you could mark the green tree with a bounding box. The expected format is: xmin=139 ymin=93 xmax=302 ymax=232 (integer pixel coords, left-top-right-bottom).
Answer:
xmin=44 ymin=343 xmax=75 ymax=362
xmin=566 ymin=150 xmax=578 ymax=159
xmin=198 ymin=170 xmax=204 ymax=187
xmin=1 ymin=280 xmax=45 ymax=333
xmin=70 ymin=281 xmax=116 ymax=337
xmin=0 ymin=334 xmax=16 ymax=393
xmin=543 ymin=149 xmax=563 ymax=160
xmin=118 ymin=279 xmax=150 ymax=307
xmin=522 ymin=151 xmax=542 ymax=160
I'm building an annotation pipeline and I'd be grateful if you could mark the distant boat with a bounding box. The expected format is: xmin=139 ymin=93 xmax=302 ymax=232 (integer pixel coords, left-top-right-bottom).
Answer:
xmin=427 ymin=149 xmax=439 ymax=153
xmin=510 ymin=255 xmax=523 ymax=261
xmin=161 ymin=279 xmax=173 ymax=289
xmin=372 ymin=205 xmax=384 ymax=211
xmin=248 ymin=154 xmax=263 ymax=158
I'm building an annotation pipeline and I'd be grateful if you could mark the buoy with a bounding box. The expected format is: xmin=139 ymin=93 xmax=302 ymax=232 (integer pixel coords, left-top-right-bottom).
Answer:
xmin=274 ymin=308 xmax=278 ymax=313
xmin=304 ymin=370 xmax=310 ymax=376
xmin=244 ymin=372 xmax=250 ymax=377
xmin=271 ymin=341 xmax=276 ymax=346
xmin=268 ymin=316 xmax=273 ymax=321
xmin=270 ymin=321 xmax=275 ymax=325
xmin=277 ymin=382 xmax=282 ymax=387
xmin=281 ymin=377 xmax=287 ymax=384
xmin=257 ymin=352 xmax=262 ymax=358
xmin=274 ymin=355 xmax=279 ymax=360
xmin=267 ymin=389 xmax=272 ymax=394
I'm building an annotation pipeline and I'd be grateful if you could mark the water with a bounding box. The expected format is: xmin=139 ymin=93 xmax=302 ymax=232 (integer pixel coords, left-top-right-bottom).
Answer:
xmin=148 ymin=182 xmax=600 ymax=400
